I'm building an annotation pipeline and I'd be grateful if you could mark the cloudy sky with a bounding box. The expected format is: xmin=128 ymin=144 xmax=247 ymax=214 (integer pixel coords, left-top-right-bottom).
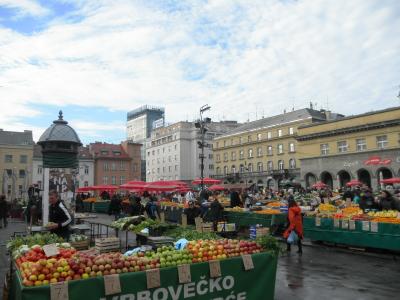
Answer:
xmin=0 ymin=0 xmax=399 ymax=144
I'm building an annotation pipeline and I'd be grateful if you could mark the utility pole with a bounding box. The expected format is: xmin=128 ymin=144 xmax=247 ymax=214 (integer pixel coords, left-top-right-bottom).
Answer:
xmin=196 ymin=105 xmax=211 ymax=192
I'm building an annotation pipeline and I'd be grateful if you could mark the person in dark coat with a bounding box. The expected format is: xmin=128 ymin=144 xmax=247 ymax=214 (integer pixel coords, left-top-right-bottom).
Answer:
xmin=0 ymin=195 xmax=9 ymax=228
xmin=378 ymin=190 xmax=400 ymax=211
xmin=130 ymin=196 xmax=144 ymax=216
xmin=108 ymin=194 xmax=122 ymax=220
xmin=359 ymin=189 xmax=378 ymax=211
xmin=230 ymin=190 xmax=242 ymax=208
xmin=184 ymin=201 xmax=201 ymax=225
xmin=48 ymin=190 xmax=72 ymax=240
xmin=207 ymin=194 xmax=224 ymax=230
xmin=145 ymin=196 xmax=158 ymax=220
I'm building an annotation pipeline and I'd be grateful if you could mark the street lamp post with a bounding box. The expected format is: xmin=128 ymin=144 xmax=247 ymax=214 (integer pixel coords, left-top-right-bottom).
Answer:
xmin=195 ymin=105 xmax=211 ymax=192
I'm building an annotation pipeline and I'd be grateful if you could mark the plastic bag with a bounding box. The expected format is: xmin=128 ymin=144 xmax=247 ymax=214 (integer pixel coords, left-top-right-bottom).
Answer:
xmin=175 ymin=238 xmax=188 ymax=250
xmin=287 ymin=230 xmax=298 ymax=244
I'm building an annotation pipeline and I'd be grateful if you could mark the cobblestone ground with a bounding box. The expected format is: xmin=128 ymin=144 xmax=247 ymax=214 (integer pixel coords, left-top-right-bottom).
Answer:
xmin=1 ymin=215 xmax=399 ymax=300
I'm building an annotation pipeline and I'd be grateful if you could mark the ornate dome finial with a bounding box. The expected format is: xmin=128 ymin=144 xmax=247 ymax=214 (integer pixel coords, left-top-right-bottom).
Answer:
xmin=58 ymin=110 xmax=63 ymax=120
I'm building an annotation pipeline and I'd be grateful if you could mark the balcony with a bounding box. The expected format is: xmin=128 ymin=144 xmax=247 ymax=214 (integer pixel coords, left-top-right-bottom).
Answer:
xmin=212 ymin=168 xmax=299 ymax=179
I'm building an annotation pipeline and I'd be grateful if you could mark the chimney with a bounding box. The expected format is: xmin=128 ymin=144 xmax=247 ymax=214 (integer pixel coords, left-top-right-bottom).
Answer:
xmin=309 ymin=102 xmax=313 ymax=110
xmin=325 ymin=110 xmax=332 ymax=121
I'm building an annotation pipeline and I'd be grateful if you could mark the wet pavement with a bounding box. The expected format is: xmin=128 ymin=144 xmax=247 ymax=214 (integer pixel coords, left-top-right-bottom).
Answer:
xmin=275 ymin=244 xmax=400 ymax=300
xmin=1 ymin=217 xmax=400 ymax=300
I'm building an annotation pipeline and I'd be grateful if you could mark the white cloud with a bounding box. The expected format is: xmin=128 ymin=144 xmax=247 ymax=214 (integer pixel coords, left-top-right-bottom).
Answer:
xmin=0 ymin=0 xmax=399 ymax=141
xmin=0 ymin=0 xmax=50 ymax=17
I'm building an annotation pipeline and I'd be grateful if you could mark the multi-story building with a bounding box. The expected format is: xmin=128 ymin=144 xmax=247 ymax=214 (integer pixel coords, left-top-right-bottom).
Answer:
xmin=32 ymin=144 xmax=95 ymax=190
xmin=297 ymin=106 xmax=400 ymax=189
xmin=212 ymin=107 xmax=343 ymax=189
xmin=0 ymin=129 xmax=34 ymax=200
xmin=89 ymin=141 xmax=141 ymax=185
xmin=126 ymin=105 xmax=165 ymax=180
xmin=146 ymin=121 xmax=239 ymax=182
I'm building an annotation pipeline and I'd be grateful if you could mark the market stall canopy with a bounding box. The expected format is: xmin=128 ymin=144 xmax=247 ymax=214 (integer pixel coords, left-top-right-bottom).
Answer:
xmin=90 ymin=185 xmax=119 ymax=191
xmin=77 ymin=186 xmax=93 ymax=192
xmin=208 ymin=185 xmax=226 ymax=191
xmin=312 ymin=181 xmax=328 ymax=189
xmin=346 ymin=179 xmax=363 ymax=187
xmin=192 ymin=177 xmax=221 ymax=185
xmin=380 ymin=177 xmax=400 ymax=184
xmin=144 ymin=181 xmax=179 ymax=192
xmin=119 ymin=181 xmax=147 ymax=190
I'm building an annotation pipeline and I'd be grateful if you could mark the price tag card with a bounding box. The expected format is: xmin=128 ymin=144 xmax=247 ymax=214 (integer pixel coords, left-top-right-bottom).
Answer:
xmin=341 ymin=220 xmax=349 ymax=230
xmin=241 ymin=254 xmax=254 ymax=271
xmin=146 ymin=269 xmax=161 ymax=289
xmin=177 ymin=264 xmax=191 ymax=283
xmin=160 ymin=212 xmax=165 ymax=223
xmin=209 ymin=260 xmax=221 ymax=278
xmin=171 ymin=206 xmax=174 ymax=211
xmin=346 ymin=198 xmax=351 ymax=207
xmin=181 ymin=214 xmax=187 ymax=228
xmin=349 ymin=220 xmax=356 ymax=230
xmin=104 ymin=274 xmax=121 ymax=295
xmin=334 ymin=218 xmax=340 ymax=228
xmin=315 ymin=217 xmax=321 ymax=227
xmin=370 ymin=222 xmax=378 ymax=233
xmin=50 ymin=281 xmax=68 ymax=300
xmin=43 ymin=244 xmax=60 ymax=257
xmin=362 ymin=221 xmax=370 ymax=231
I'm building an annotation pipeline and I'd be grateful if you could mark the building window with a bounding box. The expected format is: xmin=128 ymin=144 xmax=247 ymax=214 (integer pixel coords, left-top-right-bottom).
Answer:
xmin=174 ymin=144 xmax=177 ymax=150
xmin=278 ymin=160 xmax=284 ymax=170
xmin=175 ymin=155 xmax=177 ymax=161
xmin=223 ymin=153 xmax=228 ymax=162
xmin=111 ymin=162 xmax=116 ymax=171
xmin=337 ymin=141 xmax=348 ymax=153
xmin=84 ymin=166 xmax=89 ymax=174
xmin=267 ymin=146 xmax=273 ymax=155
xmin=101 ymin=150 xmax=108 ymax=155
xmin=147 ymin=151 xmax=150 ymax=156
xmin=103 ymin=176 xmax=108 ymax=184
xmin=111 ymin=176 xmax=116 ymax=185
xmin=4 ymin=155 xmax=12 ymax=163
xmin=376 ymin=135 xmax=388 ymax=149
xmin=113 ymin=151 xmax=121 ymax=156
xmin=223 ymin=140 xmax=226 ymax=147
xmin=239 ymin=137 xmax=243 ymax=144
xmin=216 ymin=167 xmax=221 ymax=175
xmin=248 ymin=163 xmax=253 ymax=172
xmin=231 ymin=152 xmax=236 ymax=161
xmin=240 ymin=164 xmax=245 ymax=173
xmin=267 ymin=161 xmax=273 ymax=171
xmin=120 ymin=176 xmax=125 ymax=185
xmin=257 ymin=133 xmax=262 ymax=141
xmin=163 ymin=167 xmax=165 ymax=172
xmin=209 ymin=164 xmax=214 ymax=170
xmin=248 ymin=149 xmax=253 ymax=158
xmin=175 ymin=165 xmax=178 ymax=171
xmin=168 ymin=166 xmax=172 ymax=172
xmin=248 ymin=135 xmax=252 ymax=142
xmin=289 ymin=142 xmax=295 ymax=153
xmin=216 ymin=154 xmax=221 ymax=162
xmin=289 ymin=158 xmax=296 ymax=169
xmin=20 ymin=155 xmax=27 ymax=164
xmin=277 ymin=144 xmax=283 ymax=154
xmin=6 ymin=169 xmax=12 ymax=176
xmin=157 ymin=168 xmax=160 ymax=174
xmin=168 ymin=156 xmax=171 ymax=162
xmin=103 ymin=162 xmax=109 ymax=171
xmin=19 ymin=170 xmax=26 ymax=178
xmin=224 ymin=166 xmax=228 ymax=175
xmin=320 ymin=144 xmax=329 ymax=155
xmin=289 ymin=127 xmax=294 ymax=135
xmin=257 ymin=162 xmax=263 ymax=172
xmin=216 ymin=142 xmax=219 ymax=148
xmin=231 ymin=165 xmax=236 ymax=173
xmin=356 ymin=138 xmax=367 ymax=151
xmin=38 ymin=166 xmax=42 ymax=174
xmin=278 ymin=129 xmax=282 ymax=137
xmin=267 ymin=132 xmax=272 ymax=139
xmin=257 ymin=147 xmax=262 ymax=157
xmin=239 ymin=150 xmax=244 ymax=159
xmin=84 ymin=181 xmax=88 ymax=187
xmin=120 ymin=161 xmax=126 ymax=170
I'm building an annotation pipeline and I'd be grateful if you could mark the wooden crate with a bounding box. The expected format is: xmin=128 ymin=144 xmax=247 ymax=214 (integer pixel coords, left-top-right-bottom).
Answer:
xmin=70 ymin=240 xmax=89 ymax=251
xmin=201 ymin=223 xmax=214 ymax=233
xmin=94 ymin=237 xmax=120 ymax=253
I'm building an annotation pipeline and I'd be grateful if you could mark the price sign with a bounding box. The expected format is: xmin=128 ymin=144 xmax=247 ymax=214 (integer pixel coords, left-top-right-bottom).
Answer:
xmin=334 ymin=218 xmax=340 ymax=228
xmin=43 ymin=244 xmax=60 ymax=257
xmin=160 ymin=212 xmax=165 ymax=223
xmin=362 ymin=221 xmax=370 ymax=231
xmin=104 ymin=274 xmax=121 ymax=295
xmin=349 ymin=220 xmax=356 ymax=230
xmin=315 ymin=217 xmax=321 ymax=227
xmin=209 ymin=260 xmax=221 ymax=278
xmin=370 ymin=222 xmax=378 ymax=233
xmin=177 ymin=264 xmax=191 ymax=283
xmin=195 ymin=217 xmax=203 ymax=232
xmin=171 ymin=206 xmax=174 ymax=211
xmin=241 ymin=254 xmax=254 ymax=271
xmin=341 ymin=220 xmax=349 ymax=230
xmin=146 ymin=269 xmax=160 ymax=289
xmin=50 ymin=281 xmax=68 ymax=300
xmin=181 ymin=214 xmax=187 ymax=228
xmin=346 ymin=198 xmax=351 ymax=208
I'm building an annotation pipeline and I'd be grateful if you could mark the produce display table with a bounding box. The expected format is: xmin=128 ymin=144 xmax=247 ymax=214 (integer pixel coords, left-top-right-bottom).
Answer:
xmin=225 ymin=211 xmax=286 ymax=228
xmin=10 ymin=252 xmax=278 ymax=300
xmin=303 ymin=216 xmax=400 ymax=251
xmin=83 ymin=201 xmax=110 ymax=214
xmin=160 ymin=206 xmax=184 ymax=223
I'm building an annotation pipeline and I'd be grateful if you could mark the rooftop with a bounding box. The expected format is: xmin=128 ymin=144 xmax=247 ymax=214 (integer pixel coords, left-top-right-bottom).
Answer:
xmin=34 ymin=144 xmax=94 ymax=159
xmin=89 ymin=142 xmax=131 ymax=159
xmin=0 ymin=129 xmax=33 ymax=146
xmin=127 ymin=105 xmax=165 ymax=121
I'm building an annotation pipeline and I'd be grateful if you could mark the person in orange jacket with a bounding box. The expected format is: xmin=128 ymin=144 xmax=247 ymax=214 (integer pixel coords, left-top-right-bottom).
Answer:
xmin=283 ymin=199 xmax=304 ymax=254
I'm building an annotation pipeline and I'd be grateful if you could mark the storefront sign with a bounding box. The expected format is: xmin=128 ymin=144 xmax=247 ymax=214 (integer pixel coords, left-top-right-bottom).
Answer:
xmin=364 ymin=156 xmax=392 ymax=166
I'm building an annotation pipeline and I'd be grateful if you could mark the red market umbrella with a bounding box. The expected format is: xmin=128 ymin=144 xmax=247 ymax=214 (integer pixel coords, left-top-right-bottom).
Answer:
xmin=312 ymin=181 xmax=327 ymax=189
xmin=208 ymin=185 xmax=226 ymax=191
xmin=380 ymin=177 xmax=400 ymax=184
xmin=192 ymin=177 xmax=221 ymax=185
xmin=346 ymin=180 xmax=363 ymax=187
xmin=77 ymin=186 xmax=93 ymax=192
xmin=119 ymin=181 xmax=147 ymax=190
xmin=144 ymin=181 xmax=179 ymax=192
xmin=90 ymin=185 xmax=119 ymax=191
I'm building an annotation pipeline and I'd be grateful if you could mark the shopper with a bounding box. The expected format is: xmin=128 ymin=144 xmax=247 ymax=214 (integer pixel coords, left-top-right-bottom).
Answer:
xmin=359 ymin=189 xmax=378 ymax=211
xmin=230 ymin=190 xmax=242 ymax=208
xmin=130 ymin=196 xmax=144 ymax=216
xmin=378 ymin=190 xmax=400 ymax=211
xmin=0 ymin=195 xmax=9 ymax=228
xmin=108 ymin=194 xmax=122 ymax=220
xmin=284 ymin=199 xmax=303 ymax=254
xmin=48 ymin=190 xmax=72 ymax=240
xmin=207 ymin=193 xmax=224 ymax=230
xmin=184 ymin=200 xmax=201 ymax=225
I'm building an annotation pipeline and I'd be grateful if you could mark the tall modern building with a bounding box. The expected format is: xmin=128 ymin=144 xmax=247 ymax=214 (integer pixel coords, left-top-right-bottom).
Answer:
xmin=146 ymin=121 xmax=239 ymax=182
xmin=127 ymin=105 xmax=165 ymax=180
